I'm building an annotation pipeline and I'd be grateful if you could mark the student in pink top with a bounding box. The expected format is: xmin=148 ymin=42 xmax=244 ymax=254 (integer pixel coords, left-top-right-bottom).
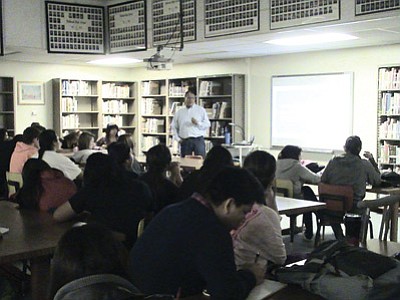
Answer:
xmin=9 ymin=126 xmax=40 ymax=173
xmin=232 ymin=151 xmax=286 ymax=268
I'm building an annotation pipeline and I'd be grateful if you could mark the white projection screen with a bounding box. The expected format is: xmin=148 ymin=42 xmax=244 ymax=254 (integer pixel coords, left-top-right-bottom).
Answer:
xmin=271 ymin=73 xmax=353 ymax=152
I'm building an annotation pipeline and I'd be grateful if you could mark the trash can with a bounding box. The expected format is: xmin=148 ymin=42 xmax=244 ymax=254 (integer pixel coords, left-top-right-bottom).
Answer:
xmin=344 ymin=213 xmax=362 ymax=246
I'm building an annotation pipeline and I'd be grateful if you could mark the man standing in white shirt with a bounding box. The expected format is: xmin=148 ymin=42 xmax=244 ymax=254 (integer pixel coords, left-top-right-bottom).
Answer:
xmin=171 ymin=88 xmax=210 ymax=158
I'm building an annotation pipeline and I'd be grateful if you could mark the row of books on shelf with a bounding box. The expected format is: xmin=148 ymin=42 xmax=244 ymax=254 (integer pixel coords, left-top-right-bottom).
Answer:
xmin=204 ymin=102 xmax=231 ymax=119
xmin=61 ymin=97 xmax=78 ymax=112
xmin=199 ymin=80 xmax=223 ymax=96
xmin=380 ymin=92 xmax=400 ymax=115
xmin=142 ymin=81 xmax=166 ymax=95
xmin=169 ymin=84 xmax=189 ymax=97
xmin=62 ymin=80 xmax=97 ymax=96
xmin=141 ymin=118 xmax=165 ymax=133
xmin=379 ymin=118 xmax=400 ymax=139
xmin=208 ymin=122 xmax=229 ymax=137
xmin=102 ymin=100 xmax=129 ymax=114
xmin=141 ymin=136 xmax=160 ymax=152
xmin=62 ymin=114 xmax=80 ymax=128
xmin=102 ymin=83 xmax=131 ymax=98
xmin=169 ymin=102 xmax=183 ymax=114
xmin=141 ymin=98 xmax=165 ymax=115
xmin=379 ymin=68 xmax=400 ymax=90
xmin=103 ymin=115 xmax=123 ymax=127
xmin=379 ymin=142 xmax=400 ymax=165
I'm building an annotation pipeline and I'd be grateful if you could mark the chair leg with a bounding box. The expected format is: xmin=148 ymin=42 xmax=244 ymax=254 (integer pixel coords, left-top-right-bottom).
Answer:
xmin=289 ymin=216 xmax=296 ymax=243
xmin=322 ymin=225 xmax=325 ymax=241
xmin=315 ymin=220 xmax=321 ymax=247
xmin=368 ymin=220 xmax=373 ymax=239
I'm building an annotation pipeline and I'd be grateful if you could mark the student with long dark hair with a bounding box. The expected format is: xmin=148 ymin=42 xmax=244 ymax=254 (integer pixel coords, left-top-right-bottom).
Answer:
xmin=49 ymin=223 xmax=140 ymax=300
xmin=232 ymin=151 xmax=286 ymax=267
xmin=177 ymin=145 xmax=234 ymax=201
xmin=276 ymin=145 xmax=320 ymax=241
xmin=96 ymin=124 xmax=119 ymax=148
xmin=53 ymin=153 xmax=152 ymax=247
xmin=15 ymin=158 xmax=76 ymax=212
xmin=39 ymin=129 xmax=82 ymax=181
xmin=140 ymin=144 xmax=180 ymax=214
xmin=71 ymin=131 xmax=98 ymax=164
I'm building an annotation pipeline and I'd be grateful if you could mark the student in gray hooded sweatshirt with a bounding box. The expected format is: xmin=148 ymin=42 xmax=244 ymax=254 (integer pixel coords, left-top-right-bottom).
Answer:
xmin=276 ymin=145 xmax=320 ymax=240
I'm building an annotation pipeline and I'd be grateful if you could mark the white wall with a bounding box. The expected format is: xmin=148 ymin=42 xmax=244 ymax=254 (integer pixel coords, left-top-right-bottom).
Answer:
xmin=3 ymin=43 xmax=400 ymax=163
xmin=130 ymin=44 xmax=400 ymax=163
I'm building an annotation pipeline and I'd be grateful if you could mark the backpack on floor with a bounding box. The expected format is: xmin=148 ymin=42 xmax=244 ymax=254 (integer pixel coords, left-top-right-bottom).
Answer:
xmin=275 ymin=240 xmax=400 ymax=300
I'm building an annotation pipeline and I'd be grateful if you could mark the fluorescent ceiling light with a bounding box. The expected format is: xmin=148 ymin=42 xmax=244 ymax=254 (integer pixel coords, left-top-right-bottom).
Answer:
xmin=265 ymin=33 xmax=358 ymax=46
xmin=87 ymin=57 xmax=142 ymax=65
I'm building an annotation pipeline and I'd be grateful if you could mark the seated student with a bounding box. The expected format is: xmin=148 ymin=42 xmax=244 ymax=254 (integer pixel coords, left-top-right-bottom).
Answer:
xmin=38 ymin=129 xmax=82 ymax=181
xmin=276 ymin=145 xmax=321 ymax=241
xmin=96 ymin=124 xmax=119 ymax=148
xmin=49 ymin=223 xmax=140 ymax=300
xmin=14 ymin=159 xmax=77 ymax=212
xmin=9 ymin=126 xmax=41 ymax=173
xmin=108 ymin=142 xmax=138 ymax=180
xmin=53 ymin=153 xmax=152 ymax=247
xmin=0 ymin=131 xmax=21 ymax=198
xmin=232 ymin=151 xmax=286 ymax=267
xmin=61 ymin=130 xmax=80 ymax=150
xmin=117 ymin=133 xmax=143 ymax=176
xmin=177 ymin=145 xmax=234 ymax=201
xmin=71 ymin=131 xmax=98 ymax=165
xmin=321 ymin=135 xmax=381 ymax=239
xmin=129 ymin=167 xmax=266 ymax=299
xmin=139 ymin=144 xmax=180 ymax=214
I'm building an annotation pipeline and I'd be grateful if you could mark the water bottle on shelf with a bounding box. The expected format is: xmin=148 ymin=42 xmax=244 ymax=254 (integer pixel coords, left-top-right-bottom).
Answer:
xmin=224 ymin=128 xmax=231 ymax=145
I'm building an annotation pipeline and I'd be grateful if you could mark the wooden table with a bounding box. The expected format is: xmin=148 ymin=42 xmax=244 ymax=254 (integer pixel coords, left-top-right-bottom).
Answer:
xmin=0 ymin=201 xmax=74 ymax=300
xmin=276 ymin=196 xmax=326 ymax=242
xmin=366 ymin=186 xmax=400 ymax=242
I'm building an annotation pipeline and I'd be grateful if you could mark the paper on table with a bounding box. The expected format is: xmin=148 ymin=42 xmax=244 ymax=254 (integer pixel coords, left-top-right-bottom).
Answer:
xmin=246 ymin=279 xmax=287 ymax=300
xmin=0 ymin=227 xmax=9 ymax=234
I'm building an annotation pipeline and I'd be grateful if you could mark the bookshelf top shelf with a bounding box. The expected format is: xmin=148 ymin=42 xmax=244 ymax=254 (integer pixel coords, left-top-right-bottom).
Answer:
xmin=199 ymin=95 xmax=232 ymax=98
xmin=102 ymin=97 xmax=135 ymax=100
xmin=62 ymin=94 xmax=99 ymax=98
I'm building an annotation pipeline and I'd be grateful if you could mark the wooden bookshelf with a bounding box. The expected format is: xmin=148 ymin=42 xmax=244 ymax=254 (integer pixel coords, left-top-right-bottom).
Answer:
xmin=0 ymin=77 xmax=15 ymax=136
xmin=377 ymin=66 xmax=400 ymax=170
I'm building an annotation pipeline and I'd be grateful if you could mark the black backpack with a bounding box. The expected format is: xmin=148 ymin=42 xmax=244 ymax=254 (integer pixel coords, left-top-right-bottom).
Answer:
xmin=275 ymin=240 xmax=400 ymax=300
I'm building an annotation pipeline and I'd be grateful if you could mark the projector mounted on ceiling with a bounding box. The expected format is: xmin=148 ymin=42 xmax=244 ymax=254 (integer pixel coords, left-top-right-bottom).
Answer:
xmin=144 ymin=46 xmax=173 ymax=71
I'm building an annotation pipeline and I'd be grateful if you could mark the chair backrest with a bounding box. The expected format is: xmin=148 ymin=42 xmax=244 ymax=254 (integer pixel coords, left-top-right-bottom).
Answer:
xmin=275 ymin=179 xmax=294 ymax=198
xmin=6 ymin=172 xmax=23 ymax=198
xmin=318 ymin=182 xmax=353 ymax=213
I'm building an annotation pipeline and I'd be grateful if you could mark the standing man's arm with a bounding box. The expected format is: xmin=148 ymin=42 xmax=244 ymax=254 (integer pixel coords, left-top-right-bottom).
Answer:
xmin=191 ymin=107 xmax=211 ymax=131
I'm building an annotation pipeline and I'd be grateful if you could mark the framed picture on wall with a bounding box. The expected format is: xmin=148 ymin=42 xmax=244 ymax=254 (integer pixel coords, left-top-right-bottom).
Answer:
xmin=18 ymin=82 xmax=45 ymax=105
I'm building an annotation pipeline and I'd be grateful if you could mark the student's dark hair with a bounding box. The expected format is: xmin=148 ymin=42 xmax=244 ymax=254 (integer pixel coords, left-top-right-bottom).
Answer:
xmin=30 ymin=122 xmax=46 ymax=134
xmin=38 ymin=130 xmax=58 ymax=159
xmin=243 ymin=150 xmax=276 ymax=190
xmin=49 ymin=223 xmax=129 ymax=299
xmin=206 ymin=166 xmax=264 ymax=207
xmin=185 ymin=86 xmax=197 ymax=96
xmin=78 ymin=131 xmax=94 ymax=150
xmin=278 ymin=145 xmax=302 ymax=160
xmin=22 ymin=126 xmax=40 ymax=145
xmin=108 ymin=142 xmax=131 ymax=166
xmin=0 ymin=128 xmax=7 ymax=141
xmin=344 ymin=135 xmax=362 ymax=156
xmin=117 ymin=133 xmax=135 ymax=153
xmin=61 ymin=131 xmax=80 ymax=149
xmin=84 ymin=153 xmax=119 ymax=188
xmin=105 ymin=124 xmax=119 ymax=140
xmin=12 ymin=134 xmax=23 ymax=143
xmin=146 ymin=144 xmax=171 ymax=173
xmin=16 ymin=159 xmax=51 ymax=210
